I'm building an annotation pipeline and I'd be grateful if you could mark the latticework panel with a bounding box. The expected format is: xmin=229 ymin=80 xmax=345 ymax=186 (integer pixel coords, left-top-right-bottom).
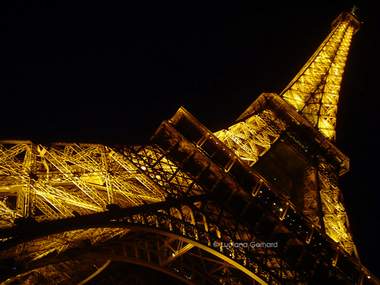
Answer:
xmin=0 ymin=141 xmax=211 ymax=224
xmin=318 ymin=161 xmax=356 ymax=255
xmin=214 ymin=109 xmax=286 ymax=167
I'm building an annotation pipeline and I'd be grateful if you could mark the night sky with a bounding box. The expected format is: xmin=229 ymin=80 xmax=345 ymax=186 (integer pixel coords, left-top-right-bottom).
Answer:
xmin=1 ymin=0 xmax=379 ymax=277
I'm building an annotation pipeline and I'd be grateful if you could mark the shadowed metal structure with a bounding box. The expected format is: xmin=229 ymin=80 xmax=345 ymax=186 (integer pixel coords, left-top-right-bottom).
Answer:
xmin=0 ymin=9 xmax=378 ymax=285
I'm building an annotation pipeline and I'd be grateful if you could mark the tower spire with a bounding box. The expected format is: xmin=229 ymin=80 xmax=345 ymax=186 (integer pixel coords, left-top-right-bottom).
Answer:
xmin=280 ymin=11 xmax=360 ymax=140
xmin=351 ymin=5 xmax=359 ymax=16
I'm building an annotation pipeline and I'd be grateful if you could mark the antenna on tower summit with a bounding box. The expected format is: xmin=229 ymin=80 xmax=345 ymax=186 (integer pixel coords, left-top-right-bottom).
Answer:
xmin=351 ymin=5 xmax=359 ymax=16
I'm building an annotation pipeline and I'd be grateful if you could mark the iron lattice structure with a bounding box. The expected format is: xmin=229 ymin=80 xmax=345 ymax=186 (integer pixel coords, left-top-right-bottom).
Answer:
xmin=0 ymin=10 xmax=378 ymax=285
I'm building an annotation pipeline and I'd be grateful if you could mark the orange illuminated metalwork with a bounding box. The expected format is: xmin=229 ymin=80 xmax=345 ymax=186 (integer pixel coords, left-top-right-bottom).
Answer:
xmin=281 ymin=12 xmax=360 ymax=141
xmin=0 ymin=10 xmax=378 ymax=285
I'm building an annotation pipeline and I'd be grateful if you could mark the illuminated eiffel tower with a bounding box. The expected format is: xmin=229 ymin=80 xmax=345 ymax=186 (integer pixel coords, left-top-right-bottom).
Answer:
xmin=0 ymin=9 xmax=378 ymax=285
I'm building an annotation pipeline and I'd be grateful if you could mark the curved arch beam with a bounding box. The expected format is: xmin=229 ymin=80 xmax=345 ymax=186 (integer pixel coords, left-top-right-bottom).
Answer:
xmin=1 ymin=202 xmax=275 ymax=285
xmin=1 ymin=227 xmax=268 ymax=284
xmin=0 ymin=196 xmax=208 ymax=250
xmin=77 ymin=260 xmax=111 ymax=285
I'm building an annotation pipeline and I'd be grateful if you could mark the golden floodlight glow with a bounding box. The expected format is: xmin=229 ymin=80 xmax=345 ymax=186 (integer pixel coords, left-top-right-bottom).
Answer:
xmin=281 ymin=12 xmax=360 ymax=141
xmin=0 ymin=10 xmax=373 ymax=285
xmin=214 ymin=12 xmax=361 ymax=255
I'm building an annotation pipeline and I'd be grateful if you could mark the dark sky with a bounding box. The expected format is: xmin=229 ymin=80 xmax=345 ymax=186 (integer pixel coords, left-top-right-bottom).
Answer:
xmin=1 ymin=0 xmax=379 ymax=277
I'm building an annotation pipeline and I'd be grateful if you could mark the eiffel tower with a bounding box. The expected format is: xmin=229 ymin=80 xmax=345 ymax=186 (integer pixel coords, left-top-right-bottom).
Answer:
xmin=0 ymin=9 xmax=378 ymax=285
